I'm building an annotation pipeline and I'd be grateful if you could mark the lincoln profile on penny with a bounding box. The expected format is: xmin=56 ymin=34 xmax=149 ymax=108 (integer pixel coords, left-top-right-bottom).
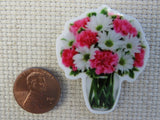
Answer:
xmin=13 ymin=68 xmax=61 ymax=114
xmin=22 ymin=72 xmax=54 ymax=112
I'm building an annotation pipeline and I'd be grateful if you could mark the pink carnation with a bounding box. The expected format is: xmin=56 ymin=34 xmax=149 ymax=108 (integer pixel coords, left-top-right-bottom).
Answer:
xmin=70 ymin=17 xmax=90 ymax=35
xmin=75 ymin=30 xmax=98 ymax=48
xmin=133 ymin=48 xmax=145 ymax=67
xmin=62 ymin=47 xmax=77 ymax=71
xmin=113 ymin=18 xmax=137 ymax=37
xmin=108 ymin=12 xmax=115 ymax=16
xmin=90 ymin=50 xmax=119 ymax=74
xmin=72 ymin=64 xmax=78 ymax=71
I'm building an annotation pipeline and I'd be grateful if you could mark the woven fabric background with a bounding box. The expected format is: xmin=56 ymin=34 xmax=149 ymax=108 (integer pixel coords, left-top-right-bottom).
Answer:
xmin=0 ymin=0 xmax=159 ymax=120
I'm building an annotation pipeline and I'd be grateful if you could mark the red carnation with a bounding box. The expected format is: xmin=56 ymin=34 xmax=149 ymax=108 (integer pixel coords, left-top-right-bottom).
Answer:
xmin=70 ymin=17 xmax=90 ymax=35
xmin=62 ymin=47 xmax=77 ymax=71
xmin=90 ymin=50 xmax=119 ymax=75
xmin=133 ymin=48 xmax=145 ymax=67
xmin=75 ymin=30 xmax=98 ymax=48
xmin=113 ymin=18 xmax=138 ymax=37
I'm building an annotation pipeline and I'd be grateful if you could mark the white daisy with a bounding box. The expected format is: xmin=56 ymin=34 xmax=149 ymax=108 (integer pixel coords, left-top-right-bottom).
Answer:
xmin=116 ymin=50 xmax=134 ymax=72
xmin=73 ymin=45 xmax=98 ymax=71
xmin=60 ymin=31 xmax=75 ymax=49
xmin=98 ymin=30 xmax=122 ymax=51
xmin=86 ymin=13 xmax=112 ymax=33
xmin=123 ymin=35 xmax=141 ymax=55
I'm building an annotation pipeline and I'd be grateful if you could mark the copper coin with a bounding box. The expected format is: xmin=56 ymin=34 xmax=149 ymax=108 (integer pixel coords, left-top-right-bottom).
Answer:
xmin=13 ymin=68 xmax=61 ymax=114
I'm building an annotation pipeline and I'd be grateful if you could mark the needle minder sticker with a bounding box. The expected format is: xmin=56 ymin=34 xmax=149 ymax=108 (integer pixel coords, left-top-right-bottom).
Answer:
xmin=56 ymin=5 xmax=149 ymax=114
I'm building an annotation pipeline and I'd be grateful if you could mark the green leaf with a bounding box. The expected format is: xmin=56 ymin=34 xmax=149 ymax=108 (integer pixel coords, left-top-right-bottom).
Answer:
xmin=61 ymin=38 xmax=67 ymax=41
xmin=87 ymin=12 xmax=97 ymax=17
xmin=132 ymin=67 xmax=139 ymax=71
xmin=117 ymin=70 xmax=124 ymax=76
xmin=129 ymin=69 xmax=134 ymax=78
xmin=86 ymin=68 xmax=104 ymax=79
xmin=120 ymin=37 xmax=124 ymax=41
xmin=124 ymin=71 xmax=129 ymax=74
xmin=129 ymin=20 xmax=134 ymax=23
xmin=70 ymin=70 xmax=81 ymax=76
xmin=137 ymin=31 xmax=141 ymax=38
xmin=78 ymin=27 xmax=85 ymax=33
xmin=125 ymin=51 xmax=131 ymax=55
xmin=111 ymin=15 xmax=117 ymax=20
xmin=132 ymin=56 xmax=135 ymax=60
xmin=94 ymin=43 xmax=98 ymax=48
xmin=100 ymin=8 xmax=108 ymax=16
xmin=111 ymin=15 xmax=123 ymax=20
xmin=120 ymin=16 xmax=123 ymax=19
xmin=104 ymin=30 xmax=109 ymax=36
xmin=70 ymin=23 xmax=74 ymax=26
xmin=141 ymin=44 xmax=146 ymax=48
xmin=60 ymin=50 xmax=63 ymax=57
xmin=86 ymin=69 xmax=96 ymax=77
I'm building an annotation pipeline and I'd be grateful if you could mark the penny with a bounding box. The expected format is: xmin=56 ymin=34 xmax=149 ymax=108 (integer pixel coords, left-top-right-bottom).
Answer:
xmin=13 ymin=68 xmax=61 ymax=114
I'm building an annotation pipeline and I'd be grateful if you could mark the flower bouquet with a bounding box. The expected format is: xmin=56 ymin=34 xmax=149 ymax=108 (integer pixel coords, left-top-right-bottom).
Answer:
xmin=56 ymin=5 xmax=149 ymax=114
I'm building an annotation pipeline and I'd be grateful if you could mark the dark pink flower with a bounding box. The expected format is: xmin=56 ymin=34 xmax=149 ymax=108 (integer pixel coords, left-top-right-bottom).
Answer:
xmin=70 ymin=17 xmax=90 ymax=35
xmin=133 ymin=48 xmax=145 ymax=67
xmin=72 ymin=64 xmax=78 ymax=71
xmin=113 ymin=18 xmax=138 ymax=37
xmin=90 ymin=50 xmax=119 ymax=74
xmin=108 ymin=12 xmax=114 ymax=16
xmin=130 ymin=27 xmax=137 ymax=37
xmin=75 ymin=30 xmax=98 ymax=48
xmin=62 ymin=47 xmax=77 ymax=71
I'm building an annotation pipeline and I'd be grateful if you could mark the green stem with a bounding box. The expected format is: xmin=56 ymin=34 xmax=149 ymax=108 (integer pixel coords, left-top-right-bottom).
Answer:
xmin=89 ymin=73 xmax=115 ymax=109
xmin=93 ymin=79 xmax=99 ymax=106
xmin=89 ymin=79 xmax=94 ymax=104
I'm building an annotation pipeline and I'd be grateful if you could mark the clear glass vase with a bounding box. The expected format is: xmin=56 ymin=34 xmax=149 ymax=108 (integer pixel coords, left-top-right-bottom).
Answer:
xmin=82 ymin=73 xmax=121 ymax=114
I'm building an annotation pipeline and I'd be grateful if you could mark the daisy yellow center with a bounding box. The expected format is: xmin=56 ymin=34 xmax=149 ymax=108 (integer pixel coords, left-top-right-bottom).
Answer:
xmin=83 ymin=54 xmax=90 ymax=61
xmin=126 ymin=43 xmax=132 ymax=49
xmin=105 ymin=40 xmax=113 ymax=47
xmin=68 ymin=40 xmax=74 ymax=46
xmin=119 ymin=57 xmax=126 ymax=66
xmin=96 ymin=25 xmax=103 ymax=31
